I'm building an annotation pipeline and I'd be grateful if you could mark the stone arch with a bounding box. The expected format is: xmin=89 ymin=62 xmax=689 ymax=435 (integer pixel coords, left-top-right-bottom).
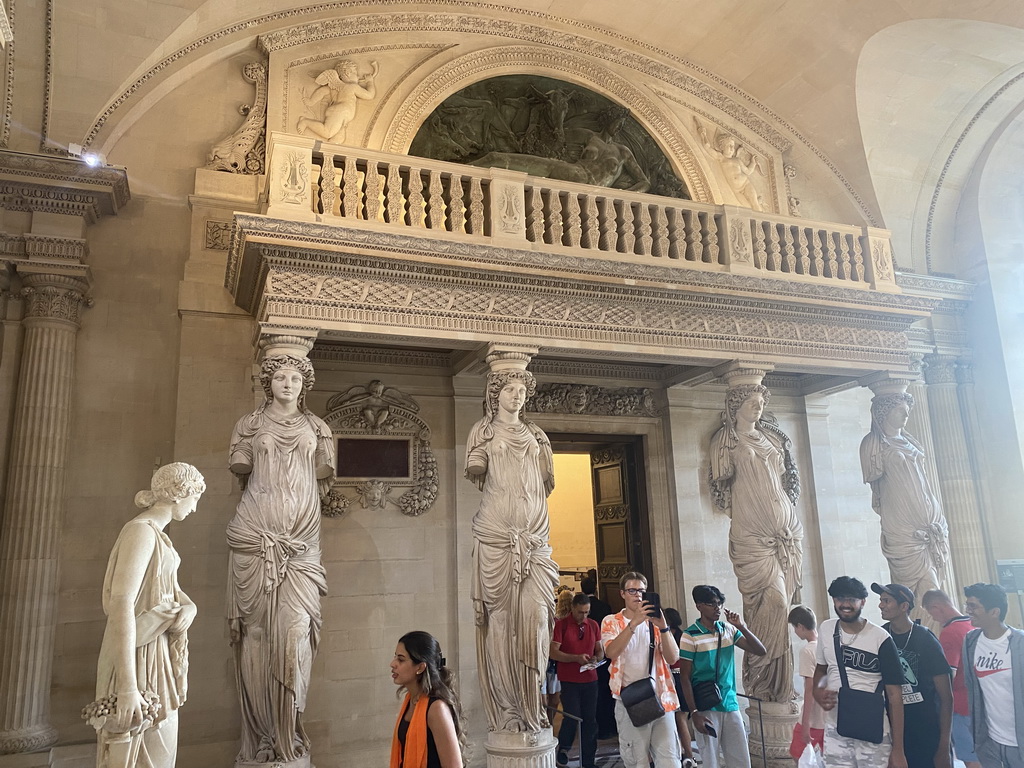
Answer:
xmin=380 ymin=46 xmax=713 ymax=204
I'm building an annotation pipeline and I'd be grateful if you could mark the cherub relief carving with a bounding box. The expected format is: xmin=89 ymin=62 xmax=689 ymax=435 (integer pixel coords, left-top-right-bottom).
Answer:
xmin=694 ymin=117 xmax=766 ymax=211
xmin=332 ymin=379 xmax=419 ymax=431
xmin=296 ymin=59 xmax=379 ymax=143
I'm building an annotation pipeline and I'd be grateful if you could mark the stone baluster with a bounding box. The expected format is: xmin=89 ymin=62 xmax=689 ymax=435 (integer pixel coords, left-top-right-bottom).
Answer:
xmin=924 ymin=354 xmax=990 ymax=591
xmin=0 ymin=272 xmax=89 ymax=755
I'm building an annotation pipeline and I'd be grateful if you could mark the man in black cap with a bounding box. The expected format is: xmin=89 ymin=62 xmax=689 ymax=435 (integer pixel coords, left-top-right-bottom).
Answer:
xmin=875 ymin=582 xmax=954 ymax=768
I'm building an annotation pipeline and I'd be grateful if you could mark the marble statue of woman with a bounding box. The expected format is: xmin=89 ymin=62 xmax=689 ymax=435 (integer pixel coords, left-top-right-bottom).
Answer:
xmin=227 ymin=355 xmax=335 ymax=765
xmin=90 ymin=462 xmax=207 ymax=768
xmin=465 ymin=368 xmax=559 ymax=733
xmin=709 ymin=384 xmax=803 ymax=702
xmin=860 ymin=392 xmax=950 ymax=603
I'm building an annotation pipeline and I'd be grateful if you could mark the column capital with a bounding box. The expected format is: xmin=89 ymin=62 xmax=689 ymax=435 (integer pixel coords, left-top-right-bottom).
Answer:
xmin=859 ymin=371 xmax=918 ymax=397
xmin=256 ymin=324 xmax=319 ymax=360
xmin=923 ymin=353 xmax=959 ymax=385
xmin=484 ymin=343 xmax=538 ymax=374
xmin=719 ymin=361 xmax=773 ymax=389
xmin=20 ymin=272 xmax=90 ymax=325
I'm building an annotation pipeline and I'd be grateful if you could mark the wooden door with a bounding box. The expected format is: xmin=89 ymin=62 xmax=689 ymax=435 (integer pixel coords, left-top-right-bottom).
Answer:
xmin=590 ymin=443 xmax=649 ymax=612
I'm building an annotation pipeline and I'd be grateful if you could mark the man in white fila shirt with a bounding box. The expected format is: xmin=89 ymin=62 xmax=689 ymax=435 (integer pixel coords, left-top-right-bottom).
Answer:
xmin=963 ymin=582 xmax=1024 ymax=768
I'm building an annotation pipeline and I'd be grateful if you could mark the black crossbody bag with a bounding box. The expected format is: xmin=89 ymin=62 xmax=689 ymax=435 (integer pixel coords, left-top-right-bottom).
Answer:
xmin=619 ymin=622 xmax=666 ymax=727
xmin=833 ymin=621 xmax=885 ymax=744
xmin=692 ymin=625 xmax=723 ymax=711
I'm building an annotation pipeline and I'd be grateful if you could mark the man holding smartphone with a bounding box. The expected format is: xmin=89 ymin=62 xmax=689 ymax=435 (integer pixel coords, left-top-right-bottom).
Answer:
xmin=601 ymin=571 xmax=681 ymax=768
xmin=678 ymin=584 xmax=767 ymax=768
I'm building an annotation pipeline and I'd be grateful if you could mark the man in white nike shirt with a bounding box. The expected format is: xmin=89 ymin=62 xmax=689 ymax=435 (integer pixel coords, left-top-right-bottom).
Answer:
xmin=963 ymin=583 xmax=1024 ymax=768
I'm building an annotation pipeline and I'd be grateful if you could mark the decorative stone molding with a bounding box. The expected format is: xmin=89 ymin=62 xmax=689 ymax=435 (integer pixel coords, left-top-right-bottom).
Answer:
xmin=0 ymin=723 xmax=59 ymax=756
xmin=224 ymin=220 xmax=939 ymax=372
xmin=23 ymin=233 xmax=87 ymax=261
xmin=0 ymin=0 xmax=12 ymax=148
xmin=0 ymin=151 xmax=129 ymax=222
xmin=526 ymin=383 xmax=657 ymax=417
xmin=311 ymin=342 xmax=453 ymax=370
xmin=206 ymin=61 xmax=268 ymax=174
xmin=205 ymin=219 xmax=232 ymax=250
xmin=321 ymin=381 xmax=437 ymax=516
xmin=529 ymin=357 xmax=665 ymax=384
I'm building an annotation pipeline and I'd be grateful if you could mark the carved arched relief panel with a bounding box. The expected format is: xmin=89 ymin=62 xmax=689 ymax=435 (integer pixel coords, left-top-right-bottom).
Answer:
xmin=320 ymin=380 xmax=437 ymax=517
xmin=382 ymin=46 xmax=713 ymax=203
xmin=526 ymin=383 xmax=659 ymax=418
xmin=409 ymin=75 xmax=690 ymax=200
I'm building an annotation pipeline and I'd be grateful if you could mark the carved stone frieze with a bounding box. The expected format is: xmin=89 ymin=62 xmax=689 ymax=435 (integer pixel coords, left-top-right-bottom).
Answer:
xmin=310 ymin=342 xmax=453 ymax=370
xmin=529 ymin=358 xmax=665 ymax=383
xmin=224 ymin=217 xmax=939 ymax=372
xmin=206 ymin=61 xmax=268 ymax=174
xmin=228 ymin=216 xmax=938 ymax=314
xmin=526 ymin=383 xmax=658 ymax=417
xmin=24 ymin=234 xmax=87 ymax=261
xmin=205 ymin=220 xmax=232 ymax=250
xmin=321 ymin=381 xmax=437 ymax=516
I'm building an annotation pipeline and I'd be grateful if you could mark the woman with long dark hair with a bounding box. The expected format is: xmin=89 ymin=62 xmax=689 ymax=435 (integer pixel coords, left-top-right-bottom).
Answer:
xmin=389 ymin=631 xmax=467 ymax=768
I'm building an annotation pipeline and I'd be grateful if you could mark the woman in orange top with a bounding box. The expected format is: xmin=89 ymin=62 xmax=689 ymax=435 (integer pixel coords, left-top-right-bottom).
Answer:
xmin=389 ymin=631 xmax=466 ymax=768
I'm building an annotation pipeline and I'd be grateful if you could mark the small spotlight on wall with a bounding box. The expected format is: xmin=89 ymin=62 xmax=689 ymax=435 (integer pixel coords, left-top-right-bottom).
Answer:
xmin=67 ymin=143 xmax=105 ymax=167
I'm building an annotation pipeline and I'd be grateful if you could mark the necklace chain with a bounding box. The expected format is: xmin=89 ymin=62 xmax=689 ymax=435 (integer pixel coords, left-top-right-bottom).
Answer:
xmin=893 ymin=623 xmax=914 ymax=652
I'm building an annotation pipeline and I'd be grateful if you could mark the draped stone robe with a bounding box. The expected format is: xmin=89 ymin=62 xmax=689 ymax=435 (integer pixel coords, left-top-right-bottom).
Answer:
xmin=228 ymin=408 xmax=334 ymax=763
xmin=710 ymin=426 xmax=803 ymax=703
xmin=466 ymin=417 xmax=558 ymax=733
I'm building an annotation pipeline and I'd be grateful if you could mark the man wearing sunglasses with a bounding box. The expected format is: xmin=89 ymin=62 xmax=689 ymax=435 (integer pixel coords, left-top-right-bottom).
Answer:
xmin=550 ymin=593 xmax=604 ymax=768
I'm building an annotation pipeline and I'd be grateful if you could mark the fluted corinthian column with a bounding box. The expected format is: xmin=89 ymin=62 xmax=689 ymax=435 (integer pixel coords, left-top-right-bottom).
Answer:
xmin=0 ymin=272 xmax=89 ymax=754
xmin=924 ymin=354 xmax=989 ymax=594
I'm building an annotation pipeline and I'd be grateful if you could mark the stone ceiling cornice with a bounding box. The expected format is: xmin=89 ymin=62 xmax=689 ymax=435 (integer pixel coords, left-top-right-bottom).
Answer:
xmin=0 ymin=151 xmax=130 ymax=222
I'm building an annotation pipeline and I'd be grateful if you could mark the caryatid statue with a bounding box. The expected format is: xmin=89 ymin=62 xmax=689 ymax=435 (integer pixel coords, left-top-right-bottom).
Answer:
xmin=709 ymin=383 xmax=803 ymax=703
xmin=860 ymin=390 xmax=951 ymax=608
xmin=465 ymin=352 xmax=558 ymax=735
xmin=227 ymin=354 xmax=335 ymax=766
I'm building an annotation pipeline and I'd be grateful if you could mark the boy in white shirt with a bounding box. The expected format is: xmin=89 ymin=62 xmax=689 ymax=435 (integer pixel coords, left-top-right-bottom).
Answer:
xmin=788 ymin=605 xmax=826 ymax=761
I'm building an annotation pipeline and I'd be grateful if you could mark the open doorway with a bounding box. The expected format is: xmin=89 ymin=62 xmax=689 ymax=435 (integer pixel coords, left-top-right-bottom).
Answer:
xmin=547 ymin=435 xmax=653 ymax=613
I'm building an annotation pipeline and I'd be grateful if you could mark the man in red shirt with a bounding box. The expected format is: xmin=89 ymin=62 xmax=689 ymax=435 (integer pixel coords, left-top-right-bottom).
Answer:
xmin=551 ymin=593 xmax=605 ymax=768
xmin=924 ymin=589 xmax=981 ymax=768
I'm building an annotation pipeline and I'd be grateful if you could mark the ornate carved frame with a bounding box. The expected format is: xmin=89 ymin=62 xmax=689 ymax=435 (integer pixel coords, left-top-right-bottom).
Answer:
xmin=320 ymin=382 xmax=438 ymax=517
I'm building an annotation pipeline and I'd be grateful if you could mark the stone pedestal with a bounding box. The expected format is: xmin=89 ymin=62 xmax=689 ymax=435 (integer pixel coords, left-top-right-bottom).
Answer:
xmin=237 ymin=757 xmax=312 ymax=768
xmin=747 ymin=700 xmax=799 ymax=768
xmin=0 ymin=273 xmax=88 ymax=754
xmin=484 ymin=730 xmax=556 ymax=768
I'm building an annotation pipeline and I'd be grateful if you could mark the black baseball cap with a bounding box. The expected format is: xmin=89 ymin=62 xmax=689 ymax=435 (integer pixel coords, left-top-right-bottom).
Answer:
xmin=871 ymin=582 xmax=915 ymax=609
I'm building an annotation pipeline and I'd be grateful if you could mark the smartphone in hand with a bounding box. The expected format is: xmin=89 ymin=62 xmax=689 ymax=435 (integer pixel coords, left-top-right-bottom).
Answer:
xmin=645 ymin=591 xmax=661 ymax=616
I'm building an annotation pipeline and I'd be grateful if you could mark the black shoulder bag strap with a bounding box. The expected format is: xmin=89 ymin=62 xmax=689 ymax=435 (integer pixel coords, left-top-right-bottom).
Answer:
xmin=834 ymin=620 xmax=883 ymax=693
xmin=646 ymin=621 xmax=656 ymax=679
xmin=713 ymin=624 xmax=723 ymax=683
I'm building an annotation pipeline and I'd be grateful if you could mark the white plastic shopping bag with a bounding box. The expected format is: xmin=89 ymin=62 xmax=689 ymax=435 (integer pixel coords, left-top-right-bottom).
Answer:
xmin=798 ymin=742 xmax=825 ymax=768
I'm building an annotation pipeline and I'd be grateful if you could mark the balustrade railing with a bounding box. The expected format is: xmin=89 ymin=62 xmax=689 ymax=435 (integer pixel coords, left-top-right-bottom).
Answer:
xmin=263 ymin=132 xmax=897 ymax=292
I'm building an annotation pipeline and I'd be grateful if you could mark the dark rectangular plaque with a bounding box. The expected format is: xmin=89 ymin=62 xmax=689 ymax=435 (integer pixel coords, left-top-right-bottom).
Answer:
xmin=336 ymin=438 xmax=411 ymax=479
